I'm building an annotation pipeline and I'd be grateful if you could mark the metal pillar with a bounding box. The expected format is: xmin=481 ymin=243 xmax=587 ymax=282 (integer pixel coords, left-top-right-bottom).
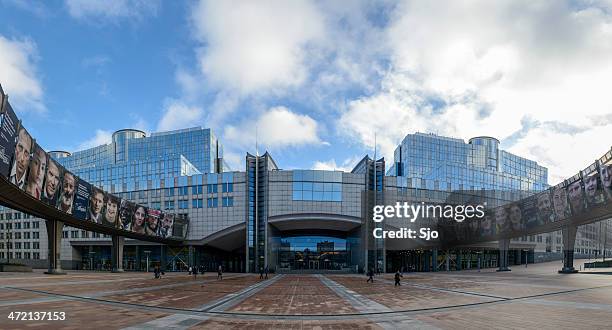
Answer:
xmin=432 ymin=249 xmax=438 ymax=272
xmin=559 ymin=224 xmax=578 ymax=273
xmin=111 ymin=235 xmax=124 ymax=273
xmin=456 ymin=250 xmax=462 ymax=271
xmin=445 ymin=250 xmax=450 ymax=271
xmin=45 ymin=220 xmax=65 ymax=275
xmin=497 ymin=239 xmax=511 ymax=271
xmin=188 ymin=245 xmax=195 ymax=267
xmin=160 ymin=245 xmax=167 ymax=271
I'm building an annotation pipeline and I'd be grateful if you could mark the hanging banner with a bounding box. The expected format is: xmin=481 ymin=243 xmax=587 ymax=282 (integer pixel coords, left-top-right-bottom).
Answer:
xmin=72 ymin=179 xmax=92 ymax=220
xmin=57 ymin=170 xmax=76 ymax=214
xmin=25 ymin=143 xmax=47 ymax=200
xmin=119 ymin=199 xmax=135 ymax=231
xmin=89 ymin=187 xmax=105 ymax=223
xmin=42 ymin=158 xmax=62 ymax=206
xmin=131 ymin=204 xmax=147 ymax=234
xmin=9 ymin=126 xmax=33 ymax=190
xmin=102 ymin=194 xmax=120 ymax=227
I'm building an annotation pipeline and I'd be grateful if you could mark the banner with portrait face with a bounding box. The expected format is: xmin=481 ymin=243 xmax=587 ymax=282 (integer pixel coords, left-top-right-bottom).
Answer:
xmin=9 ymin=125 xmax=32 ymax=190
xmin=72 ymin=179 xmax=91 ymax=220
xmin=119 ymin=199 xmax=134 ymax=231
xmin=552 ymin=186 xmax=571 ymax=221
xmin=102 ymin=194 xmax=120 ymax=228
xmin=493 ymin=205 xmax=510 ymax=235
xmin=25 ymin=143 xmax=47 ymax=200
xmin=520 ymin=195 xmax=538 ymax=230
xmin=131 ymin=204 xmax=147 ymax=234
xmin=0 ymin=102 xmax=17 ymax=178
xmin=536 ymin=189 xmax=554 ymax=225
xmin=145 ymin=209 xmax=161 ymax=236
xmin=567 ymin=178 xmax=587 ymax=216
xmin=57 ymin=170 xmax=77 ymax=214
xmin=599 ymin=160 xmax=612 ymax=201
xmin=42 ymin=158 xmax=62 ymax=206
xmin=89 ymin=187 xmax=105 ymax=224
xmin=159 ymin=213 xmax=174 ymax=238
xmin=506 ymin=202 xmax=524 ymax=233
xmin=584 ymin=171 xmax=606 ymax=207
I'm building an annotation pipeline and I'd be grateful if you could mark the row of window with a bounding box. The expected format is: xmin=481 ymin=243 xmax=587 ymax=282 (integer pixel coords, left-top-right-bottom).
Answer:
xmin=0 ymin=221 xmax=40 ymax=230
xmin=0 ymin=232 xmax=40 ymax=240
xmin=0 ymin=252 xmax=40 ymax=260
xmin=292 ymin=181 xmax=343 ymax=202
xmin=0 ymin=242 xmax=40 ymax=249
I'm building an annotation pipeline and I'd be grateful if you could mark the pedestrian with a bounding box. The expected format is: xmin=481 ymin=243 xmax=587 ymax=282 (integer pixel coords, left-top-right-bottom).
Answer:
xmin=259 ymin=266 xmax=264 ymax=279
xmin=264 ymin=265 xmax=269 ymax=279
xmin=153 ymin=266 xmax=159 ymax=279
xmin=200 ymin=265 xmax=205 ymax=275
xmin=367 ymin=268 xmax=374 ymax=283
xmin=394 ymin=270 xmax=403 ymax=286
xmin=193 ymin=266 xmax=197 ymax=280
xmin=217 ymin=265 xmax=223 ymax=280
xmin=188 ymin=266 xmax=192 ymax=275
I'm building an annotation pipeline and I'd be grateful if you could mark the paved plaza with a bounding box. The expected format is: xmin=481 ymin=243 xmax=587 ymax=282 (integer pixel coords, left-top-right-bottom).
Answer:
xmin=1 ymin=260 xmax=612 ymax=329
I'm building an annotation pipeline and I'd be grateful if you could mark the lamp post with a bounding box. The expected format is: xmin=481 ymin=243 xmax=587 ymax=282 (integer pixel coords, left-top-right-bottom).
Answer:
xmin=144 ymin=250 xmax=151 ymax=272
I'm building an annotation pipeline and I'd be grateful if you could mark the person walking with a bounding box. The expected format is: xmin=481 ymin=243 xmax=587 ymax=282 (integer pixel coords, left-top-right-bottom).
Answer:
xmin=264 ymin=265 xmax=269 ymax=279
xmin=259 ymin=266 xmax=264 ymax=279
xmin=394 ymin=270 xmax=403 ymax=286
xmin=188 ymin=266 xmax=192 ymax=275
xmin=367 ymin=268 xmax=374 ymax=283
xmin=217 ymin=265 xmax=223 ymax=280
xmin=193 ymin=265 xmax=197 ymax=280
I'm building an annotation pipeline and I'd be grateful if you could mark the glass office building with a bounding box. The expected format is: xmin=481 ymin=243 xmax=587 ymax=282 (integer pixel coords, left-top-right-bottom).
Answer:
xmin=389 ymin=133 xmax=548 ymax=192
xmin=4 ymin=127 xmax=610 ymax=273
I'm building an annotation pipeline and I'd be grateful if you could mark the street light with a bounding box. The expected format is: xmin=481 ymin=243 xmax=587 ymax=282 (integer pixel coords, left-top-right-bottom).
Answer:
xmin=143 ymin=250 xmax=151 ymax=272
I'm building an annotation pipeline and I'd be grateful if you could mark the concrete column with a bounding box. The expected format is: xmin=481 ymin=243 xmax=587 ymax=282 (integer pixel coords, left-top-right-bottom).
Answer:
xmin=497 ymin=239 xmax=511 ymax=271
xmin=432 ymin=249 xmax=438 ymax=272
xmin=559 ymin=224 xmax=578 ymax=273
xmin=45 ymin=220 xmax=65 ymax=275
xmin=456 ymin=250 xmax=462 ymax=271
xmin=135 ymin=245 xmax=141 ymax=271
xmin=188 ymin=245 xmax=195 ymax=267
xmin=160 ymin=245 xmax=167 ymax=271
xmin=445 ymin=250 xmax=450 ymax=271
xmin=111 ymin=235 xmax=124 ymax=273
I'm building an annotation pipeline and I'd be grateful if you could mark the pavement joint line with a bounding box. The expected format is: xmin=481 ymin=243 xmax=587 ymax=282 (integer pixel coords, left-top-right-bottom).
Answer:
xmin=199 ymin=274 xmax=285 ymax=312
xmin=523 ymin=299 xmax=612 ymax=311
xmin=317 ymin=274 xmax=441 ymax=329
xmin=85 ymin=274 xmax=251 ymax=298
xmin=3 ymin=276 xmax=612 ymax=321
xmin=373 ymin=277 xmax=509 ymax=300
xmin=121 ymin=313 xmax=210 ymax=330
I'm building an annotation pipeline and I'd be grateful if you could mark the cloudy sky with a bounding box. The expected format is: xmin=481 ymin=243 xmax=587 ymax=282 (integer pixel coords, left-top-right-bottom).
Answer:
xmin=1 ymin=0 xmax=610 ymax=183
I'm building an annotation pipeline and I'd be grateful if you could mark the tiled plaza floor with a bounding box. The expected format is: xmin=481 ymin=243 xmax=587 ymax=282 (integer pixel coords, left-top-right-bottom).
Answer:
xmin=1 ymin=260 xmax=611 ymax=329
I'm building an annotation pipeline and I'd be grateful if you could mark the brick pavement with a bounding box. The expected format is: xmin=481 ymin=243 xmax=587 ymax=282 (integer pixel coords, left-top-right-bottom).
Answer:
xmin=0 ymin=262 xmax=611 ymax=329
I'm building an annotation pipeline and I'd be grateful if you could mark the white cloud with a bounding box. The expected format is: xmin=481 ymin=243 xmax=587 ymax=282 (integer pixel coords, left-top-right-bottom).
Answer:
xmin=76 ymin=129 xmax=112 ymax=151
xmin=190 ymin=0 xmax=325 ymax=95
xmin=224 ymin=106 xmax=324 ymax=150
xmin=156 ymin=99 xmax=204 ymax=132
xmin=0 ymin=35 xmax=45 ymax=114
xmin=312 ymin=156 xmax=361 ymax=172
xmin=339 ymin=0 xmax=612 ymax=183
xmin=65 ymin=0 xmax=159 ymax=21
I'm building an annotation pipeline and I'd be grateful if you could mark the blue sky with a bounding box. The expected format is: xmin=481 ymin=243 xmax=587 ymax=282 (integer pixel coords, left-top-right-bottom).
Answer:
xmin=1 ymin=0 xmax=611 ymax=183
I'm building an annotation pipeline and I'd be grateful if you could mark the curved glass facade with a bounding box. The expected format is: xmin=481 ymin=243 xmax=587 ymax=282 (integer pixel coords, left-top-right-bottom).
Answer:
xmin=278 ymin=235 xmax=351 ymax=271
